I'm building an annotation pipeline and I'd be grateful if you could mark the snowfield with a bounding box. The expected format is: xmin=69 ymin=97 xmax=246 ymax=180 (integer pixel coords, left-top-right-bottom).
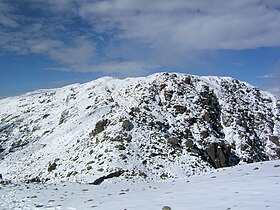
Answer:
xmin=1 ymin=159 xmax=280 ymax=210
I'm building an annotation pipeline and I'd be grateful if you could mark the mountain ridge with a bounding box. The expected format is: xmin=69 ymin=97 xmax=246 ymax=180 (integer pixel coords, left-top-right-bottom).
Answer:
xmin=0 ymin=72 xmax=279 ymax=184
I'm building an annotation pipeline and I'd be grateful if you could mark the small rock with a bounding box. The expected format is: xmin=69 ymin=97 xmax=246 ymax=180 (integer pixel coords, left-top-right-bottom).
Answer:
xmin=269 ymin=136 xmax=279 ymax=146
xmin=28 ymin=177 xmax=41 ymax=183
xmin=253 ymin=167 xmax=259 ymax=170
xmin=48 ymin=162 xmax=57 ymax=172
xmin=90 ymin=119 xmax=110 ymax=137
xmin=167 ymin=137 xmax=180 ymax=147
xmin=162 ymin=206 xmax=171 ymax=210
xmin=122 ymin=119 xmax=134 ymax=131
xmin=200 ymin=130 xmax=209 ymax=138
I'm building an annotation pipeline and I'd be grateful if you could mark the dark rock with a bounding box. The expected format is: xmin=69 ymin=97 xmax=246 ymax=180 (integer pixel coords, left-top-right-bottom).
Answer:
xmin=111 ymin=134 xmax=132 ymax=142
xmin=59 ymin=110 xmax=69 ymax=125
xmin=126 ymin=134 xmax=132 ymax=142
xmin=35 ymin=204 xmax=44 ymax=208
xmin=27 ymin=176 xmax=41 ymax=183
xmin=111 ymin=135 xmax=123 ymax=142
xmin=189 ymin=117 xmax=197 ymax=125
xmin=167 ymin=137 xmax=180 ymax=148
xmin=67 ymin=171 xmax=78 ymax=177
xmin=269 ymin=136 xmax=279 ymax=146
xmin=130 ymin=107 xmax=140 ymax=113
xmin=159 ymin=83 xmax=167 ymax=90
xmin=89 ymin=170 xmax=124 ymax=185
xmin=85 ymin=105 xmax=91 ymax=110
xmin=0 ymin=179 xmax=12 ymax=185
xmin=115 ymin=144 xmax=126 ymax=150
xmin=139 ymin=171 xmax=147 ymax=178
xmin=200 ymin=130 xmax=209 ymax=138
xmin=185 ymin=139 xmax=194 ymax=151
xmin=205 ymin=142 xmax=240 ymax=168
xmin=173 ymin=105 xmax=186 ymax=114
xmin=0 ymin=145 xmax=4 ymax=153
xmin=162 ymin=206 xmax=171 ymax=210
xmin=90 ymin=119 xmax=110 ymax=137
xmin=122 ymin=119 xmax=134 ymax=131
xmin=164 ymin=90 xmax=173 ymax=101
xmin=47 ymin=162 xmax=57 ymax=172
xmin=184 ymin=76 xmax=191 ymax=84
xmin=119 ymin=154 xmax=127 ymax=160
xmin=183 ymin=129 xmax=193 ymax=139
xmin=204 ymin=112 xmax=211 ymax=123
xmin=9 ymin=140 xmax=28 ymax=152
xmin=272 ymin=147 xmax=280 ymax=158
xmin=42 ymin=114 xmax=50 ymax=119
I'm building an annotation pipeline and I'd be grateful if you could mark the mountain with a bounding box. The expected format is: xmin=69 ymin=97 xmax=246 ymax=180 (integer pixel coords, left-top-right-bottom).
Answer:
xmin=0 ymin=72 xmax=279 ymax=184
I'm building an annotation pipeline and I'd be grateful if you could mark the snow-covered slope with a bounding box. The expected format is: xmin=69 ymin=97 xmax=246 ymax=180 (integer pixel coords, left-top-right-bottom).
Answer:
xmin=0 ymin=72 xmax=279 ymax=183
xmin=1 ymin=159 xmax=280 ymax=210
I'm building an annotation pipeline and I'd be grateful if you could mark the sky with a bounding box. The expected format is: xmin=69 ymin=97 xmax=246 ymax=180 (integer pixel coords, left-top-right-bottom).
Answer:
xmin=0 ymin=0 xmax=280 ymax=97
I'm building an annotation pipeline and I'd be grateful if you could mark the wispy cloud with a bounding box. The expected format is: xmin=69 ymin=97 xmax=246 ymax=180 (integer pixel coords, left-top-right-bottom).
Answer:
xmin=47 ymin=61 xmax=159 ymax=77
xmin=1 ymin=0 xmax=280 ymax=74
xmin=261 ymin=61 xmax=280 ymax=96
xmin=0 ymin=1 xmax=18 ymax=27
xmin=30 ymin=38 xmax=96 ymax=67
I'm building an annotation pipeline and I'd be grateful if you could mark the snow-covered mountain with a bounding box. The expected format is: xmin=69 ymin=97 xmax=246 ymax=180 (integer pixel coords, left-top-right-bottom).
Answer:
xmin=0 ymin=72 xmax=279 ymax=184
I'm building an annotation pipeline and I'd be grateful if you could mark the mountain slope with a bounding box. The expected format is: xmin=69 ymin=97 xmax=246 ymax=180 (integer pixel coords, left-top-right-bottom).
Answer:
xmin=0 ymin=72 xmax=279 ymax=183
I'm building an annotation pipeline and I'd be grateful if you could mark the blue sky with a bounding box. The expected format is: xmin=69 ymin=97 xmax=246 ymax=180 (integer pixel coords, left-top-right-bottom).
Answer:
xmin=1 ymin=0 xmax=280 ymax=97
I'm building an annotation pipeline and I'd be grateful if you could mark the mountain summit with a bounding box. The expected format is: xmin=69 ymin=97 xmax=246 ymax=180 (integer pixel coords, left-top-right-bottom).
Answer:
xmin=0 ymin=73 xmax=279 ymax=184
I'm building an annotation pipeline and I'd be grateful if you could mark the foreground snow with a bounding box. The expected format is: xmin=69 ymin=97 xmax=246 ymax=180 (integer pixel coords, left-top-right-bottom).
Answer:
xmin=1 ymin=160 xmax=280 ymax=210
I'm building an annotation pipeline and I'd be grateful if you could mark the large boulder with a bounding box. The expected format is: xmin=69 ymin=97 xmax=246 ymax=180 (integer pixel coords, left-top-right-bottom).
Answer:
xmin=205 ymin=141 xmax=240 ymax=168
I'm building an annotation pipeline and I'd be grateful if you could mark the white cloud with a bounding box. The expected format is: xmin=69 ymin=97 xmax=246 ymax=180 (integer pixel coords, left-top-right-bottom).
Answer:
xmin=261 ymin=62 xmax=280 ymax=96
xmin=1 ymin=0 xmax=280 ymax=74
xmin=266 ymin=82 xmax=280 ymax=96
xmin=80 ymin=0 xmax=280 ymax=50
xmin=48 ymin=61 xmax=159 ymax=76
xmin=86 ymin=61 xmax=159 ymax=75
xmin=47 ymin=40 xmax=95 ymax=66
xmin=28 ymin=38 xmax=96 ymax=67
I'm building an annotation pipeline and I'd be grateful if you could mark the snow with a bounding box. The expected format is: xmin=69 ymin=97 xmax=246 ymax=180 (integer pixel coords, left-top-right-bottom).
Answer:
xmin=0 ymin=72 xmax=279 ymax=183
xmin=1 ymin=160 xmax=280 ymax=210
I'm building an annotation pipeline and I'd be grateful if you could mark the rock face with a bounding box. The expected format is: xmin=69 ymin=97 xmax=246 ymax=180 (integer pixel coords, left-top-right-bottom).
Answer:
xmin=0 ymin=72 xmax=279 ymax=183
xmin=205 ymin=141 xmax=239 ymax=168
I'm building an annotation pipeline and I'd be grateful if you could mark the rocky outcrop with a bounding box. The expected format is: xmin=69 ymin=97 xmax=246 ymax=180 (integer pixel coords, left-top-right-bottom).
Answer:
xmin=204 ymin=141 xmax=239 ymax=168
xmin=90 ymin=170 xmax=124 ymax=185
